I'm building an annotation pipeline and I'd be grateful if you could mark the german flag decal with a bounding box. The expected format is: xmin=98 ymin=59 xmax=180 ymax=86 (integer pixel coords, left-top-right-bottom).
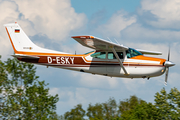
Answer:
xmin=15 ymin=29 xmax=20 ymax=33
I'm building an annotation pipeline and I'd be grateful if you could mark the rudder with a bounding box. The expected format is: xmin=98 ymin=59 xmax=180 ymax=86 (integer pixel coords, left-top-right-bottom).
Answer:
xmin=4 ymin=23 xmax=40 ymax=53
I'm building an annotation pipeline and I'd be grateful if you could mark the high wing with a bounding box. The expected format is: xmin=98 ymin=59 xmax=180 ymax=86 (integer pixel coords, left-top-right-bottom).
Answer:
xmin=71 ymin=36 xmax=128 ymax=51
xmin=72 ymin=35 xmax=129 ymax=75
xmin=71 ymin=35 xmax=162 ymax=55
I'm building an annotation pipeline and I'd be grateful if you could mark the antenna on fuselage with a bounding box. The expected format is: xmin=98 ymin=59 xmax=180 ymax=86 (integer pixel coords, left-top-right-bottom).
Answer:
xmin=75 ymin=51 xmax=76 ymax=55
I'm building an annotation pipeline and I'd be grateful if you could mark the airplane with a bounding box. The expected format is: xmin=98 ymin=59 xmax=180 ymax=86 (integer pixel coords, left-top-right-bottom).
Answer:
xmin=4 ymin=22 xmax=175 ymax=85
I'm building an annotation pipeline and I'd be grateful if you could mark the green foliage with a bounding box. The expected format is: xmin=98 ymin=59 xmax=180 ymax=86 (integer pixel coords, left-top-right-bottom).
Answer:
xmin=86 ymin=103 xmax=104 ymax=120
xmin=154 ymin=87 xmax=180 ymax=119
xmin=64 ymin=96 xmax=147 ymax=120
xmin=117 ymin=95 xmax=159 ymax=120
xmin=86 ymin=98 xmax=118 ymax=120
xmin=103 ymin=97 xmax=118 ymax=119
xmin=0 ymin=57 xmax=59 ymax=119
xmin=5 ymin=58 xmax=39 ymax=85
xmin=64 ymin=104 xmax=86 ymax=120
xmin=118 ymin=95 xmax=145 ymax=115
xmin=121 ymin=102 xmax=160 ymax=120
xmin=62 ymin=88 xmax=180 ymax=120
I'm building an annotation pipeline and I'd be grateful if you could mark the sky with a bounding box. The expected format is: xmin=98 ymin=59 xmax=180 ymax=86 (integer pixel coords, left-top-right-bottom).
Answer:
xmin=0 ymin=0 xmax=180 ymax=116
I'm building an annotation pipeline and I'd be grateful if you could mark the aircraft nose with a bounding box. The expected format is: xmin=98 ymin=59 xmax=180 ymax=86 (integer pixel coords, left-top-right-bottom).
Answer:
xmin=164 ymin=61 xmax=175 ymax=67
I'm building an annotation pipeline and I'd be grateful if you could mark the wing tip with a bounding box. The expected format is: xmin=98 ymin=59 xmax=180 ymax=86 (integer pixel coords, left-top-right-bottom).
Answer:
xmin=71 ymin=36 xmax=94 ymax=39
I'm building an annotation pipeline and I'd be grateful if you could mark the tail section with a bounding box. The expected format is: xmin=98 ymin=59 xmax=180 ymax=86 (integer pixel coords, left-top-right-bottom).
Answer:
xmin=4 ymin=22 xmax=66 ymax=56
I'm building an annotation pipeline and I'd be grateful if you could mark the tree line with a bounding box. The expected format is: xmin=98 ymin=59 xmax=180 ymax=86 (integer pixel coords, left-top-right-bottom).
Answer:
xmin=0 ymin=57 xmax=180 ymax=119
xmin=62 ymin=87 xmax=180 ymax=120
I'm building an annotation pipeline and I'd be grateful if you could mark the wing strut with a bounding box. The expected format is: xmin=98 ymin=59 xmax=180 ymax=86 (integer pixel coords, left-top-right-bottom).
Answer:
xmin=110 ymin=46 xmax=129 ymax=76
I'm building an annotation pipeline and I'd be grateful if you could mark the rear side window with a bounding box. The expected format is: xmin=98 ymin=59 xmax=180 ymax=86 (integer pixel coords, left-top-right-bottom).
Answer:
xmin=108 ymin=52 xmax=116 ymax=59
xmin=91 ymin=52 xmax=106 ymax=59
xmin=108 ymin=52 xmax=124 ymax=59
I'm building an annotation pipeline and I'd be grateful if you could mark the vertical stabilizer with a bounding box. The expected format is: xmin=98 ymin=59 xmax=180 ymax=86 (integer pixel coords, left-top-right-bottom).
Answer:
xmin=4 ymin=23 xmax=39 ymax=53
xmin=4 ymin=22 xmax=66 ymax=55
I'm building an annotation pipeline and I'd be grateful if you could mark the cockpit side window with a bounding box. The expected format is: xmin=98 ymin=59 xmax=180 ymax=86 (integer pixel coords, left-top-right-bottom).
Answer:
xmin=91 ymin=52 xmax=106 ymax=59
xmin=126 ymin=48 xmax=143 ymax=58
xmin=108 ymin=52 xmax=124 ymax=59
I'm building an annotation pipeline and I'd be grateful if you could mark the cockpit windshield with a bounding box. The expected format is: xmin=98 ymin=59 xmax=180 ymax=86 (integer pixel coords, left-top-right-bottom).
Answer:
xmin=126 ymin=48 xmax=143 ymax=58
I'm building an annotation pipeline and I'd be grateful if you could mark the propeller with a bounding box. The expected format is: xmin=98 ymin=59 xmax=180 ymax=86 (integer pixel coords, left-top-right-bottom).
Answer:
xmin=165 ymin=67 xmax=169 ymax=85
xmin=164 ymin=48 xmax=175 ymax=85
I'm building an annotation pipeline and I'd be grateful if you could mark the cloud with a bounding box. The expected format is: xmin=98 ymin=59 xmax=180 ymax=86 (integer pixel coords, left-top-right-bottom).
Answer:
xmin=121 ymin=23 xmax=180 ymax=43
xmin=140 ymin=0 xmax=180 ymax=29
xmin=0 ymin=0 xmax=87 ymax=59
xmin=13 ymin=0 xmax=87 ymax=41
xmin=60 ymin=43 xmax=93 ymax=54
xmin=0 ymin=0 xmax=31 ymax=59
xmin=96 ymin=10 xmax=136 ymax=37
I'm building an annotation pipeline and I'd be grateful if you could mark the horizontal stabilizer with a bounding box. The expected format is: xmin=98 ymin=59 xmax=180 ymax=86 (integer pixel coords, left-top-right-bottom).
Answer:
xmin=11 ymin=54 xmax=40 ymax=59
